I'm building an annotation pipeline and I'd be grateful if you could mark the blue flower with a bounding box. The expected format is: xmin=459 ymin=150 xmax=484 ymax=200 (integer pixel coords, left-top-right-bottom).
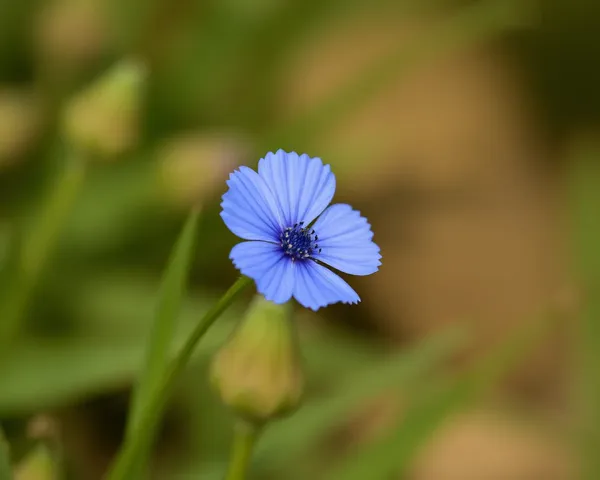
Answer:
xmin=220 ymin=150 xmax=381 ymax=311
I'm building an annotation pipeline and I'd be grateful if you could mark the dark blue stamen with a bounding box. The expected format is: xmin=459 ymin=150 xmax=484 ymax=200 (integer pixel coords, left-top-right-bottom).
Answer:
xmin=280 ymin=223 xmax=319 ymax=261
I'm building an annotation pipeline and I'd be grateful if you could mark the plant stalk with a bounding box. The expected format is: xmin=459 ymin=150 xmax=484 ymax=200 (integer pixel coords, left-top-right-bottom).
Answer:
xmin=104 ymin=275 xmax=253 ymax=480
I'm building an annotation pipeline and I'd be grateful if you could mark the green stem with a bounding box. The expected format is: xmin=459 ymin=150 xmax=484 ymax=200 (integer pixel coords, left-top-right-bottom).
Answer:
xmin=104 ymin=275 xmax=253 ymax=480
xmin=225 ymin=422 xmax=261 ymax=480
xmin=0 ymin=150 xmax=86 ymax=357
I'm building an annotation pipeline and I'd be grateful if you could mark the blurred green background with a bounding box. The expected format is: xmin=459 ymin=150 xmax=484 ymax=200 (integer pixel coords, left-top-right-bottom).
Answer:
xmin=0 ymin=0 xmax=599 ymax=478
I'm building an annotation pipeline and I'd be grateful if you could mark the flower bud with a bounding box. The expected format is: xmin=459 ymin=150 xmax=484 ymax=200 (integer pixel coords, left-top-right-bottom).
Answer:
xmin=62 ymin=59 xmax=146 ymax=158
xmin=157 ymin=131 xmax=247 ymax=208
xmin=210 ymin=296 xmax=304 ymax=424
xmin=15 ymin=445 xmax=57 ymax=480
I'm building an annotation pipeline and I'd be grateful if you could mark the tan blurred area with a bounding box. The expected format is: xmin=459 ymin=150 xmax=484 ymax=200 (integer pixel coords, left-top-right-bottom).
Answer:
xmin=280 ymin=10 xmax=575 ymax=479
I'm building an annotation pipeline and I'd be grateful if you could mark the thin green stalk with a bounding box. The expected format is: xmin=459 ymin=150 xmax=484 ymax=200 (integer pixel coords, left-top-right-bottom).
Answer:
xmin=104 ymin=275 xmax=253 ymax=480
xmin=126 ymin=207 xmax=201 ymax=479
xmin=225 ymin=422 xmax=261 ymax=480
xmin=0 ymin=150 xmax=86 ymax=357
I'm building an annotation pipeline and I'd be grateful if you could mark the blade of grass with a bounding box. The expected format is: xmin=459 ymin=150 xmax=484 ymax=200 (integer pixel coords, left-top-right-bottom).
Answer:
xmin=123 ymin=208 xmax=201 ymax=477
xmin=126 ymin=208 xmax=200 ymax=435
xmin=0 ymin=149 xmax=86 ymax=360
xmin=258 ymin=325 xmax=469 ymax=471
xmin=0 ymin=303 xmax=240 ymax=416
xmin=104 ymin=275 xmax=253 ymax=480
xmin=326 ymin=313 xmax=560 ymax=480
xmin=567 ymin=139 xmax=600 ymax=480
xmin=0 ymin=338 xmax=144 ymax=416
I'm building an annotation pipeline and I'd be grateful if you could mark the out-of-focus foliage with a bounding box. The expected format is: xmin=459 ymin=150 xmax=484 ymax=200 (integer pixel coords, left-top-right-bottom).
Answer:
xmin=0 ymin=429 xmax=11 ymax=479
xmin=568 ymin=141 xmax=600 ymax=480
xmin=0 ymin=0 xmax=598 ymax=478
xmin=124 ymin=208 xmax=199 ymax=475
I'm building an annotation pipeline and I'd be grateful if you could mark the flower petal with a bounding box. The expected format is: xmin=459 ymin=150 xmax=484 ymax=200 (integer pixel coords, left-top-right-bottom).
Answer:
xmin=221 ymin=166 xmax=284 ymax=242
xmin=311 ymin=204 xmax=381 ymax=275
xmin=292 ymin=260 xmax=360 ymax=311
xmin=230 ymin=241 xmax=294 ymax=304
xmin=258 ymin=150 xmax=336 ymax=227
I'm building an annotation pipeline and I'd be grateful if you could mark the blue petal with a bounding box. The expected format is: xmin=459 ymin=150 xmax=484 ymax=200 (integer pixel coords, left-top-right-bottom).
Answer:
xmin=230 ymin=241 xmax=294 ymax=304
xmin=258 ymin=150 xmax=336 ymax=227
xmin=293 ymin=260 xmax=360 ymax=311
xmin=312 ymin=204 xmax=381 ymax=275
xmin=221 ymin=166 xmax=284 ymax=242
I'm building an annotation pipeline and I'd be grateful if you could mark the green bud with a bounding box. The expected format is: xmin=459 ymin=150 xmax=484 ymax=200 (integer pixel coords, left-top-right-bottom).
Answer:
xmin=14 ymin=445 xmax=57 ymax=480
xmin=157 ymin=131 xmax=247 ymax=208
xmin=62 ymin=59 xmax=146 ymax=158
xmin=211 ymin=296 xmax=304 ymax=424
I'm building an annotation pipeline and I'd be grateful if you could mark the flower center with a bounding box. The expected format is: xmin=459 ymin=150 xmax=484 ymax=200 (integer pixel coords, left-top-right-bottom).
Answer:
xmin=280 ymin=222 xmax=321 ymax=260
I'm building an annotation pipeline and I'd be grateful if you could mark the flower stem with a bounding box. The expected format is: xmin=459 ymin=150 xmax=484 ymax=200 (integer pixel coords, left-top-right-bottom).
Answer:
xmin=225 ymin=422 xmax=261 ymax=480
xmin=104 ymin=275 xmax=253 ymax=480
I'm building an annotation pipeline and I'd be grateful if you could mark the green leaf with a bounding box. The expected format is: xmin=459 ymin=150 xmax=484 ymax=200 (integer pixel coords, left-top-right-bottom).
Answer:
xmin=0 ymin=277 xmax=243 ymax=416
xmin=0 ymin=151 xmax=86 ymax=358
xmin=0 ymin=339 xmax=143 ymax=416
xmin=567 ymin=140 xmax=600 ymax=480
xmin=258 ymin=326 xmax=469 ymax=472
xmin=326 ymin=314 xmax=558 ymax=480
xmin=124 ymin=208 xmax=200 ymax=475
xmin=104 ymin=276 xmax=253 ymax=480
xmin=0 ymin=317 xmax=237 ymax=417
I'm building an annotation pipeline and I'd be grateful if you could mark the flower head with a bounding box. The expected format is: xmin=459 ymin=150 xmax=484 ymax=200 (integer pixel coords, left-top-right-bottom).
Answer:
xmin=221 ymin=150 xmax=381 ymax=310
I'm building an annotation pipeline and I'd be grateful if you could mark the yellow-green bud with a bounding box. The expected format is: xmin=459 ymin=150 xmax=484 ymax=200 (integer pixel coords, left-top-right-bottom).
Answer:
xmin=211 ymin=296 xmax=304 ymax=424
xmin=62 ymin=59 xmax=146 ymax=158
xmin=14 ymin=445 xmax=57 ymax=480
xmin=157 ymin=131 xmax=247 ymax=208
